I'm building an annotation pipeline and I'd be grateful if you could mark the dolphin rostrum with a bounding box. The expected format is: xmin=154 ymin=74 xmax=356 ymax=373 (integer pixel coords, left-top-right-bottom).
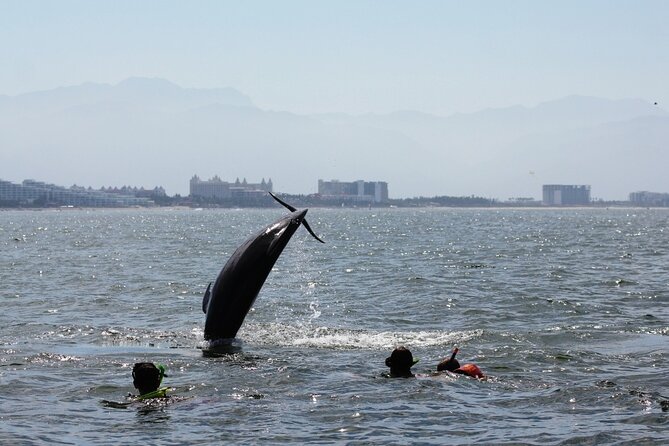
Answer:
xmin=202 ymin=194 xmax=323 ymax=341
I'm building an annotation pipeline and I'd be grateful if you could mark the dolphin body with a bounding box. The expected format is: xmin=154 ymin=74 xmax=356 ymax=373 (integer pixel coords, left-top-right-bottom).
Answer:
xmin=202 ymin=194 xmax=323 ymax=342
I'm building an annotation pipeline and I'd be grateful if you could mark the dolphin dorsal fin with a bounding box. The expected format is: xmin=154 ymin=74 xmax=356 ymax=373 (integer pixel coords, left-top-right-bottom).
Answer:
xmin=202 ymin=282 xmax=212 ymax=314
xmin=269 ymin=192 xmax=325 ymax=244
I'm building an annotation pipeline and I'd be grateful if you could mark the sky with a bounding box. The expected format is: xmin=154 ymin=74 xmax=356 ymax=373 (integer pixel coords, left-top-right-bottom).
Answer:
xmin=1 ymin=0 xmax=668 ymax=116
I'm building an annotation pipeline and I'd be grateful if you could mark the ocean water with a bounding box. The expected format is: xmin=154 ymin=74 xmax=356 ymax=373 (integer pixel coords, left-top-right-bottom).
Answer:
xmin=1 ymin=207 xmax=668 ymax=445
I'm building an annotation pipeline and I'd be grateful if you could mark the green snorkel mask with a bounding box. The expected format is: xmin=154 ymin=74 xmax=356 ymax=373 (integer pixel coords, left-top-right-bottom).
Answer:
xmin=157 ymin=364 xmax=167 ymax=386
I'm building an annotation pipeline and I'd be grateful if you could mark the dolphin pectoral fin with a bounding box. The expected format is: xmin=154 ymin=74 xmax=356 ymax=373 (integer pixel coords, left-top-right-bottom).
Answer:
xmin=269 ymin=192 xmax=325 ymax=243
xmin=202 ymin=282 xmax=212 ymax=314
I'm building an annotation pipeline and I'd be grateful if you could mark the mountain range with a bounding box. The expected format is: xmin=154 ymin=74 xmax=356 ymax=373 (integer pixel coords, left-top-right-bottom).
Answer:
xmin=1 ymin=77 xmax=667 ymax=200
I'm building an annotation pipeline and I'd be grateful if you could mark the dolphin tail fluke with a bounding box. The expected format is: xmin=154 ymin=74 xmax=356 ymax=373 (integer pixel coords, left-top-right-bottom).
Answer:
xmin=269 ymin=191 xmax=296 ymax=212
xmin=269 ymin=192 xmax=325 ymax=244
xmin=202 ymin=282 xmax=212 ymax=314
xmin=302 ymin=220 xmax=325 ymax=244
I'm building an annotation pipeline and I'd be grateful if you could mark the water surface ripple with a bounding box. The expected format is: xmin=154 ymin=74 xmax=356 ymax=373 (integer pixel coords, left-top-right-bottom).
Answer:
xmin=1 ymin=208 xmax=668 ymax=444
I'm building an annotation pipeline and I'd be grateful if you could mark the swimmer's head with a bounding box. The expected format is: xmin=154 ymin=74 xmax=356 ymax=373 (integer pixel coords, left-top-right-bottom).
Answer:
xmin=385 ymin=346 xmax=419 ymax=377
xmin=132 ymin=362 xmax=167 ymax=395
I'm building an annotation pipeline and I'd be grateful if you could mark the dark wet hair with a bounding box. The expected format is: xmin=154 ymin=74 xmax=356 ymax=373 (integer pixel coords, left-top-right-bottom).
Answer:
xmin=132 ymin=362 xmax=162 ymax=395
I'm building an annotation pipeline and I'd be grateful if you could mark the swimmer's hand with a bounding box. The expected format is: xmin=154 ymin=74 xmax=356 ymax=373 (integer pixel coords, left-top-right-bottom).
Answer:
xmin=100 ymin=399 xmax=132 ymax=409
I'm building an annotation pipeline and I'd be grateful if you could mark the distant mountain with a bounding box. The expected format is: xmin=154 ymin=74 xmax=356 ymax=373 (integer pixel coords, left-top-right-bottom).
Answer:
xmin=485 ymin=114 xmax=669 ymax=200
xmin=315 ymin=96 xmax=668 ymax=199
xmin=328 ymin=95 xmax=663 ymax=151
xmin=0 ymin=77 xmax=254 ymax=117
xmin=0 ymin=79 xmax=666 ymax=199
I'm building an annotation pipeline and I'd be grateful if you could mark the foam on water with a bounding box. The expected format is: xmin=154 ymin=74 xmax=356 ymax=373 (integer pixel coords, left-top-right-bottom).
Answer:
xmin=238 ymin=321 xmax=484 ymax=350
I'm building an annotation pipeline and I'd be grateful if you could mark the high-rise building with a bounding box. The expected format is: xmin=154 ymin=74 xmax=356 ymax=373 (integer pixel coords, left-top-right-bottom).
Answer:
xmin=629 ymin=191 xmax=669 ymax=206
xmin=542 ymin=185 xmax=591 ymax=206
xmin=318 ymin=179 xmax=389 ymax=203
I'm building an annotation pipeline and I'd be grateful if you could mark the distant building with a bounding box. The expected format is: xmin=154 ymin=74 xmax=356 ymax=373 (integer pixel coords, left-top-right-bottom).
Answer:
xmin=318 ymin=179 xmax=389 ymax=203
xmin=189 ymin=175 xmax=272 ymax=199
xmin=629 ymin=191 xmax=669 ymax=207
xmin=0 ymin=179 xmax=153 ymax=207
xmin=542 ymin=184 xmax=591 ymax=206
xmin=100 ymin=185 xmax=166 ymax=198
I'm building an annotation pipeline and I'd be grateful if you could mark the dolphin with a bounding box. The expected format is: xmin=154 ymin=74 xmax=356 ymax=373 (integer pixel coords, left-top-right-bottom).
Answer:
xmin=202 ymin=193 xmax=324 ymax=342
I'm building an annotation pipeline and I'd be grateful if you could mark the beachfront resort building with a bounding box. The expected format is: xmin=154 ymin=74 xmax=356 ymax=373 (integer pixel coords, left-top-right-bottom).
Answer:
xmin=542 ymin=184 xmax=591 ymax=206
xmin=189 ymin=175 xmax=273 ymax=199
xmin=0 ymin=179 xmax=154 ymax=207
xmin=318 ymin=179 xmax=389 ymax=204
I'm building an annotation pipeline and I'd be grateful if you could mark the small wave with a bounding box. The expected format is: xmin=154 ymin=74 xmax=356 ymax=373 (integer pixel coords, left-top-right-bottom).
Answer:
xmin=31 ymin=324 xmax=203 ymax=350
xmin=462 ymin=263 xmax=494 ymax=269
xmin=606 ymin=278 xmax=638 ymax=287
xmin=26 ymin=352 xmax=84 ymax=364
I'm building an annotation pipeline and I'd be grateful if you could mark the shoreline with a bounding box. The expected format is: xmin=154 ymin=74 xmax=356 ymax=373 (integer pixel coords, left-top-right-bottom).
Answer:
xmin=2 ymin=204 xmax=668 ymax=211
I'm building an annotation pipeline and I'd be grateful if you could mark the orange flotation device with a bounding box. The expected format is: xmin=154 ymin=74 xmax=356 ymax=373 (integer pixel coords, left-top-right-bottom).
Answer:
xmin=454 ymin=363 xmax=484 ymax=379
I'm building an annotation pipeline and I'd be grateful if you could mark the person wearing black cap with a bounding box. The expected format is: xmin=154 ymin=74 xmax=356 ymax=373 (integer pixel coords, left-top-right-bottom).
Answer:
xmin=385 ymin=346 xmax=419 ymax=378
xmin=132 ymin=362 xmax=169 ymax=399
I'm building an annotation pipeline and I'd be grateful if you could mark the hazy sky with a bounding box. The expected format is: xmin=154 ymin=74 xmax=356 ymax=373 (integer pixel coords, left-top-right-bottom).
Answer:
xmin=2 ymin=0 xmax=667 ymax=116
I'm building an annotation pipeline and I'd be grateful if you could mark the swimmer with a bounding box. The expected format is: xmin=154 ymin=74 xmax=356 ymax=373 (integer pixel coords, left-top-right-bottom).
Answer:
xmin=437 ymin=348 xmax=484 ymax=379
xmin=132 ymin=362 xmax=169 ymax=399
xmin=100 ymin=362 xmax=173 ymax=409
xmin=385 ymin=346 xmax=419 ymax=378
